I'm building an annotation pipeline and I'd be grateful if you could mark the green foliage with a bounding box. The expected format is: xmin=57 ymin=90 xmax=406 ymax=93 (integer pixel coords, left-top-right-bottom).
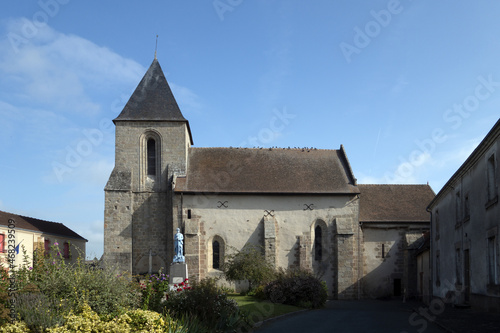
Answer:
xmin=248 ymin=284 xmax=267 ymax=300
xmin=16 ymin=244 xmax=140 ymax=318
xmin=222 ymin=244 xmax=276 ymax=292
xmin=3 ymin=243 xmax=140 ymax=331
xmin=14 ymin=293 xmax=64 ymax=332
xmin=264 ymin=268 xmax=328 ymax=308
xmin=163 ymin=278 xmax=246 ymax=332
xmin=0 ymin=321 xmax=29 ymax=333
xmin=139 ymin=271 xmax=170 ymax=312
xmin=0 ymin=266 xmax=12 ymax=326
xmin=44 ymin=302 xmax=187 ymax=333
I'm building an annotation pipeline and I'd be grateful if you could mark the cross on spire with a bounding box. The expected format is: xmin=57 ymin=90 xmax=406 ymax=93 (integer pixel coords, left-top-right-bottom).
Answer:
xmin=154 ymin=35 xmax=158 ymax=59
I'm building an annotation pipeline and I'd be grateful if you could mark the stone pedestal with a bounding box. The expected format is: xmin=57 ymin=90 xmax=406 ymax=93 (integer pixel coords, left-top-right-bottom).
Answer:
xmin=169 ymin=262 xmax=188 ymax=285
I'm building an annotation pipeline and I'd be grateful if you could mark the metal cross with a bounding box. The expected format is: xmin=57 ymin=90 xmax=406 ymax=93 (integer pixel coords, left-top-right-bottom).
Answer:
xmin=264 ymin=210 xmax=275 ymax=217
xmin=303 ymin=204 xmax=314 ymax=211
xmin=217 ymin=201 xmax=229 ymax=208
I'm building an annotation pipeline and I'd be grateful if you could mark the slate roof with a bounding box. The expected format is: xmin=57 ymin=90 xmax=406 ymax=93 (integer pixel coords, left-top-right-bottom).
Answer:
xmin=174 ymin=146 xmax=359 ymax=194
xmin=358 ymin=184 xmax=435 ymax=222
xmin=114 ymin=59 xmax=193 ymax=143
xmin=0 ymin=210 xmax=87 ymax=241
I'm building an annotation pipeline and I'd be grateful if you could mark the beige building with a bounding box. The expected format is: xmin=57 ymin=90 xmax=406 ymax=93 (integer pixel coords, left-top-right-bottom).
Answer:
xmin=103 ymin=58 xmax=434 ymax=299
xmin=428 ymin=118 xmax=500 ymax=312
xmin=0 ymin=210 xmax=87 ymax=269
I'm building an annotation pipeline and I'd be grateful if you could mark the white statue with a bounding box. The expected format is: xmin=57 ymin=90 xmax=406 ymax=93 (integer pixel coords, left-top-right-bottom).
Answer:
xmin=173 ymin=228 xmax=185 ymax=263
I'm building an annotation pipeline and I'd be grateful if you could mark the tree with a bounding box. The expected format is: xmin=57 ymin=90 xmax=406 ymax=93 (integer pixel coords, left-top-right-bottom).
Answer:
xmin=222 ymin=244 xmax=275 ymax=292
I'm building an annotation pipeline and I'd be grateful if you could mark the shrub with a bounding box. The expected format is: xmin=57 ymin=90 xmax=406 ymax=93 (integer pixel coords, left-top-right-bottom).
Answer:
xmin=222 ymin=244 xmax=275 ymax=292
xmin=0 ymin=321 xmax=29 ymax=333
xmin=16 ymin=245 xmax=140 ymax=318
xmin=264 ymin=268 xmax=328 ymax=308
xmin=44 ymin=302 xmax=187 ymax=333
xmin=139 ymin=271 xmax=170 ymax=312
xmin=163 ymin=278 xmax=246 ymax=332
xmin=248 ymin=284 xmax=267 ymax=300
xmin=0 ymin=266 xmax=12 ymax=326
xmin=14 ymin=292 xmax=65 ymax=332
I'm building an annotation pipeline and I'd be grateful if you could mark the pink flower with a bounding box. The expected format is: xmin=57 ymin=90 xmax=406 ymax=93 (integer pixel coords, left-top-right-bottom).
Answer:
xmin=54 ymin=242 xmax=59 ymax=246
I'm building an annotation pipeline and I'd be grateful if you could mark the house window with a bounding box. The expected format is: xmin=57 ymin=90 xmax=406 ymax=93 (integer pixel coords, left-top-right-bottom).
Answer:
xmin=212 ymin=240 xmax=220 ymax=269
xmin=435 ymin=210 xmax=440 ymax=239
xmin=487 ymin=154 xmax=497 ymax=202
xmin=44 ymin=239 xmax=51 ymax=256
xmin=147 ymin=138 xmax=156 ymax=177
xmin=464 ymin=194 xmax=470 ymax=220
xmin=455 ymin=191 xmax=462 ymax=224
xmin=187 ymin=209 xmax=192 ymax=219
xmin=488 ymin=236 xmax=498 ymax=285
xmin=0 ymin=234 xmax=4 ymax=253
xmin=382 ymin=244 xmax=385 ymax=259
xmin=314 ymin=225 xmax=322 ymax=261
xmin=63 ymin=242 xmax=70 ymax=259
xmin=456 ymin=248 xmax=461 ymax=285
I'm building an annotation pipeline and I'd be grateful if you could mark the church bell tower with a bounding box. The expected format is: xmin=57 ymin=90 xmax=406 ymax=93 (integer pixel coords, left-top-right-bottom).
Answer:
xmin=103 ymin=58 xmax=193 ymax=274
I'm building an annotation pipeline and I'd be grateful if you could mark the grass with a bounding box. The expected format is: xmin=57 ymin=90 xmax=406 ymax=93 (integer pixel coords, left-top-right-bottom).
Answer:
xmin=229 ymin=294 xmax=305 ymax=325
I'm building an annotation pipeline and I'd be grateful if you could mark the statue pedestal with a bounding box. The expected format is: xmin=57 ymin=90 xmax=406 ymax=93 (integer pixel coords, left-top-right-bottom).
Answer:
xmin=169 ymin=262 xmax=188 ymax=285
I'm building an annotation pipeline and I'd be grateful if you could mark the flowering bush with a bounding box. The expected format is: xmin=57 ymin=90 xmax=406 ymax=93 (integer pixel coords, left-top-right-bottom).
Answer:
xmin=0 ymin=321 xmax=29 ymax=333
xmin=0 ymin=266 xmax=12 ymax=326
xmin=44 ymin=302 xmax=187 ymax=333
xmin=139 ymin=271 xmax=171 ymax=312
xmin=5 ymin=243 xmax=140 ymax=331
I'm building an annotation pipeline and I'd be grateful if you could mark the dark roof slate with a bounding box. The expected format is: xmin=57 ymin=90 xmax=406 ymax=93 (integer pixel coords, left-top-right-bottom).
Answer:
xmin=114 ymin=58 xmax=193 ymax=144
xmin=175 ymin=147 xmax=359 ymax=194
xmin=0 ymin=210 xmax=87 ymax=241
xmin=114 ymin=59 xmax=187 ymax=122
xmin=358 ymin=184 xmax=435 ymax=222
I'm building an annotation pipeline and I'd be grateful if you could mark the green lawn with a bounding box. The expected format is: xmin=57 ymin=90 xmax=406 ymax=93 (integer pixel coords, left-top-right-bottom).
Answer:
xmin=229 ymin=294 xmax=305 ymax=325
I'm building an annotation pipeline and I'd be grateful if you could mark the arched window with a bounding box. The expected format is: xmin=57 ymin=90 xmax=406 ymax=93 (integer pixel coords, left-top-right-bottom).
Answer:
xmin=314 ymin=225 xmax=322 ymax=261
xmin=147 ymin=138 xmax=156 ymax=177
xmin=213 ymin=240 xmax=220 ymax=269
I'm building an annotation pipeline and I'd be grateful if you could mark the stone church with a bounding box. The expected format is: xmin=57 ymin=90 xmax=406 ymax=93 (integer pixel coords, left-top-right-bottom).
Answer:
xmin=103 ymin=58 xmax=435 ymax=299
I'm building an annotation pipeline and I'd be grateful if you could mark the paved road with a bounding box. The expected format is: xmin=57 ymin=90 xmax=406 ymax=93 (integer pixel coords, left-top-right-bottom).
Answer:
xmin=253 ymin=300 xmax=446 ymax=333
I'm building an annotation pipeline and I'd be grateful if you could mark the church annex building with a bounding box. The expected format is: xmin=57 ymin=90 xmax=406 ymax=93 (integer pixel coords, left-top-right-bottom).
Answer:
xmin=103 ymin=58 xmax=435 ymax=299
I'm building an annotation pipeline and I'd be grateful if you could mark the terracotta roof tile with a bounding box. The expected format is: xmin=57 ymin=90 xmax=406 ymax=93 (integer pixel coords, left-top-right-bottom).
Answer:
xmin=358 ymin=184 xmax=435 ymax=222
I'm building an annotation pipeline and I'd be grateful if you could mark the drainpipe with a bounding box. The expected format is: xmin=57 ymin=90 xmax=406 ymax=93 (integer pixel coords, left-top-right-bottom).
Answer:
xmin=426 ymin=206 xmax=433 ymax=303
xmin=358 ymin=221 xmax=362 ymax=300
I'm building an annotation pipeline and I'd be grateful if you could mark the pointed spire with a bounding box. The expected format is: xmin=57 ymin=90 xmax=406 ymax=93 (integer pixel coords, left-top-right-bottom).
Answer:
xmin=114 ymin=58 xmax=193 ymax=143
xmin=114 ymin=59 xmax=186 ymax=122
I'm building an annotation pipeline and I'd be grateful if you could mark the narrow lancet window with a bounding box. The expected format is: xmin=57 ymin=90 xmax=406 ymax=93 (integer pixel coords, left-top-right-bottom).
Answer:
xmin=213 ymin=241 xmax=220 ymax=269
xmin=147 ymin=138 xmax=156 ymax=177
xmin=315 ymin=225 xmax=322 ymax=261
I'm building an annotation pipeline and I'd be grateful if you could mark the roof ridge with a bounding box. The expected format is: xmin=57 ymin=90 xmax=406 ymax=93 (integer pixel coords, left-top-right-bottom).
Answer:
xmin=189 ymin=146 xmax=339 ymax=151
xmin=0 ymin=209 xmax=61 ymax=224
xmin=358 ymin=183 xmax=430 ymax=186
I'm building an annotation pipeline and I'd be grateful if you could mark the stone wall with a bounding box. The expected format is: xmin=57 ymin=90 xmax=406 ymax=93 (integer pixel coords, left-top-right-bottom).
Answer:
xmin=104 ymin=121 xmax=190 ymax=274
xmin=180 ymin=193 xmax=361 ymax=299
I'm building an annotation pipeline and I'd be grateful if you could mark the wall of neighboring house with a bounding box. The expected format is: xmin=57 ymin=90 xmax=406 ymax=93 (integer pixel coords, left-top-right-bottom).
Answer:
xmin=0 ymin=227 xmax=86 ymax=269
xmin=431 ymin=138 xmax=500 ymax=311
xmin=362 ymin=226 xmax=427 ymax=299
xmin=417 ymin=248 xmax=430 ymax=304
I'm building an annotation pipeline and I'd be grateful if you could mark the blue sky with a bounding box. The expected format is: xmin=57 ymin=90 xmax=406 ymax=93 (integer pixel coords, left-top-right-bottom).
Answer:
xmin=1 ymin=0 xmax=499 ymax=259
